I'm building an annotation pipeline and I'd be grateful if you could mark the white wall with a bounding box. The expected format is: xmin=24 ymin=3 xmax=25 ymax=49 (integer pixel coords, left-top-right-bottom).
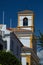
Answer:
xmin=6 ymin=36 xmax=10 ymax=51
xmin=21 ymin=57 xmax=26 ymax=65
xmin=21 ymin=27 xmax=32 ymax=30
xmin=3 ymin=36 xmax=10 ymax=51
xmin=19 ymin=37 xmax=30 ymax=47
xmin=0 ymin=25 xmax=11 ymax=51
xmin=0 ymin=25 xmax=6 ymax=31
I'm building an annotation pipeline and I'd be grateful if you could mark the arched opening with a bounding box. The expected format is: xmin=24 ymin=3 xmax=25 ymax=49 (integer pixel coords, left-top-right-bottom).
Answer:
xmin=23 ymin=17 xmax=28 ymax=26
xmin=0 ymin=44 xmax=3 ymax=50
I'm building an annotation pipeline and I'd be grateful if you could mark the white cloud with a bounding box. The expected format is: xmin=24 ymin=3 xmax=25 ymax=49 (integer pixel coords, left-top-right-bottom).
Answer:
xmin=37 ymin=50 xmax=43 ymax=64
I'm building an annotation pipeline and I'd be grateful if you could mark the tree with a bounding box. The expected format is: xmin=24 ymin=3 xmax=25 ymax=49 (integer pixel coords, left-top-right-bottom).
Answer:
xmin=39 ymin=63 xmax=41 ymax=65
xmin=0 ymin=51 xmax=21 ymax=65
xmin=38 ymin=32 xmax=43 ymax=50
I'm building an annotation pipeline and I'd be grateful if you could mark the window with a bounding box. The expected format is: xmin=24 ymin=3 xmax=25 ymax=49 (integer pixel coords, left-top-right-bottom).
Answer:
xmin=23 ymin=17 xmax=28 ymax=26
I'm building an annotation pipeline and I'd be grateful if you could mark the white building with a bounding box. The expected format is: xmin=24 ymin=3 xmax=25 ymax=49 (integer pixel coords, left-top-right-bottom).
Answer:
xmin=0 ymin=24 xmax=11 ymax=51
xmin=0 ymin=24 xmax=23 ymax=61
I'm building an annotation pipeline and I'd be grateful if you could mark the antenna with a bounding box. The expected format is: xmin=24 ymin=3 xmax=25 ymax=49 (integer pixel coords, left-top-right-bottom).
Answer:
xmin=3 ymin=11 xmax=4 ymax=24
xmin=10 ymin=18 xmax=12 ymax=28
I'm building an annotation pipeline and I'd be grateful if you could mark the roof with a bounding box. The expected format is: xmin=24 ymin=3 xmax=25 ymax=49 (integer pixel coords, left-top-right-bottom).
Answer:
xmin=22 ymin=46 xmax=32 ymax=52
xmin=7 ymin=28 xmax=33 ymax=33
xmin=10 ymin=32 xmax=23 ymax=47
xmin=18 ymin=10 xmax=34 ymax=14
xmin=14 ymin=28 xmax=32 ymax=32
xmin=7 ymin=28 xmax=15 ymax=31
xmin=6 ymin=28 xmax=33 ymax=37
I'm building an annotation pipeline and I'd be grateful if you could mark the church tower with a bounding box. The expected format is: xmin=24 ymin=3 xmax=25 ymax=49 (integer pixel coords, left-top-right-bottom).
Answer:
xmin=18 ymin=10 xmax=34 ymax=32
xmin=17 ymin=10 xmax=34 ymax=49
xmin=14 ymin=10 xmax=39 ymax=65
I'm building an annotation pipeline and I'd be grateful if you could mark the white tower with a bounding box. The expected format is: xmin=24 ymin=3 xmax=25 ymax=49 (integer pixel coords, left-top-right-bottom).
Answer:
xmin=17 ymin=10 xmax=34 ymax=48
xmin=18 ymin=10 xmax=34 ymax=32
xmin=14 ymin=10 xmax=39 ymax=65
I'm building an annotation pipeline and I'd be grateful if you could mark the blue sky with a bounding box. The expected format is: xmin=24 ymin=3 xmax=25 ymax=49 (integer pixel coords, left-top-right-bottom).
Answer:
xmin=0 ymin=0 xmax=43 ymax=35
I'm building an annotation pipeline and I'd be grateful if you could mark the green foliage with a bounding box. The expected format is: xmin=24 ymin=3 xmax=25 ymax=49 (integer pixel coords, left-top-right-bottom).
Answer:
xmin=38 ymin=32 xmax=43 ymax=50
xmin=0 ymin=51 xmax=21 ymax=65
xmin=0 ymin=64 xmax=2 ymax=65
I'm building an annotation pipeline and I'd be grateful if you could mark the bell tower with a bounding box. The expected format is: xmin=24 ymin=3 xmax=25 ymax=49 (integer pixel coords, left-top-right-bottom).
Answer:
xmin=14 ymin=10 xmax=39 ymax=65
xmin=16 ymin=10 xmax=35 ymax=49
xmin=18 ymin=10 xmax=34 ymax=32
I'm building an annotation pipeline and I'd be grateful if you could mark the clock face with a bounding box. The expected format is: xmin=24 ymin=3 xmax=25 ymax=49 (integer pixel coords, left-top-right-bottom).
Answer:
xmin=19 ymin=16 xmax=33 ymax=26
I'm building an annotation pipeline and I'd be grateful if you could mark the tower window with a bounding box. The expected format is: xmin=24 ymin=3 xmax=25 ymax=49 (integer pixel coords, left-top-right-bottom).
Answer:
xmin=23 ymin=17 xmax=28 ymax=26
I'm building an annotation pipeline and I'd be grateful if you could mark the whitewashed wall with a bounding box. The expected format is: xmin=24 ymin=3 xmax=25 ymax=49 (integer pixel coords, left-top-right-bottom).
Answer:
xmin=19 ymin=37 xmax=30 ymax=47
xmin=21 ymin=27 xmax=32 ymax=30
xmin=3 ymin=36 xmax=10 ymax=51
xmin=0 ymin=25 xmax=6 ymax=31
xmin=21 ymin=57 xmax=26 ymax=65
xmin=6 ymin=36 xmax=10 ymax=51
